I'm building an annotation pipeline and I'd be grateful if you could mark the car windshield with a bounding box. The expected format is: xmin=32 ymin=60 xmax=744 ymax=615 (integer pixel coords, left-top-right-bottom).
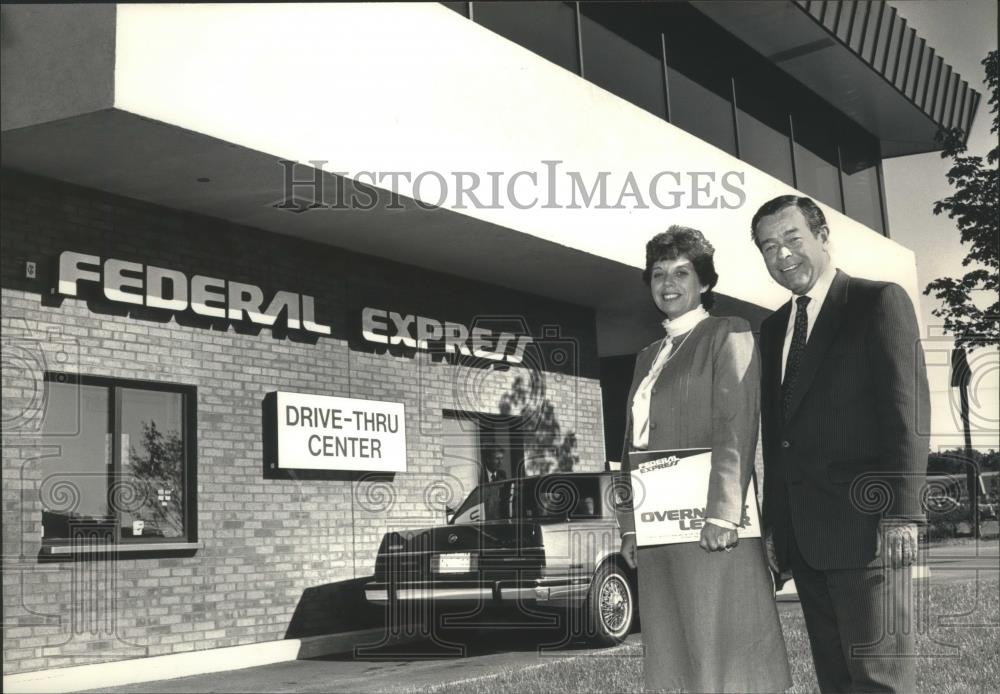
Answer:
xmin=450 ymin=476 xmax=603 ymax=524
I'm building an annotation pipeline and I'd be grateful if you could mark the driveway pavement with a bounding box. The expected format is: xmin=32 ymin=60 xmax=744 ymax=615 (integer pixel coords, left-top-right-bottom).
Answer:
xmin=86 ymin=629 xmax=640 ymax=693
xmin=84 ymin=541 xmax=997 ymax=694
xmin=921 ymin=538 xmax=999 ymax=584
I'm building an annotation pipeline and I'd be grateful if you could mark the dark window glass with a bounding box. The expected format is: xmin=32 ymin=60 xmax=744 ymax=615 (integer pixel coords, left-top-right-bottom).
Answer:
xmin=793 ymin=112 xmax=843 ymax=211
xmin=735 ymin=81 xmax=794 ymax=185
xmin=40 ymin=383 xmax=112 ymax=540
xmin=450 ymin=476 xmax=604 ymax=523
xmin=662 ymin=8 xmax=738 ymax=156
xmin=548 ymin=475 xmax=604 ymax=518
xmin=478 ymin=414 xmax=527 ymax=479
xmin=666 ymin=69 xmax=736 ymax=156
xmin=470 ymin=0 xmax=888 ymax=229
xmin=40 ymin=375 xmax=195 ymax=546
xmin=439 ymin=2 xmax=469 ymax=18
xmin=840 ymin=132 xmax=885 ymax=233
xmin=578 ymin=10 xmax=666 ymax=119
xmin=473 ymin=1 xmax=579 ymax=74
xmin=451 ymin=481 xmax=513 ymax=523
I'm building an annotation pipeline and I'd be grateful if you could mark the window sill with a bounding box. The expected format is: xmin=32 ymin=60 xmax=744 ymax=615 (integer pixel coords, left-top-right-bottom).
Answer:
xmin=40 ymin=541 xmax=204 ymax=556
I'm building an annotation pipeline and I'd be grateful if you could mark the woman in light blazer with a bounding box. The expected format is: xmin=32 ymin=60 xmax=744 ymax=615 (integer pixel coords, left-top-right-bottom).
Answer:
xmin=618 ymin=226 xmax=790 ymax=693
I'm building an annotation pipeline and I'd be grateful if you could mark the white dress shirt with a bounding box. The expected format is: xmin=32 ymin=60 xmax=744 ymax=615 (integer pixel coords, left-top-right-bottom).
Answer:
xmin=781 ymin=263 xmax=837 ymax=382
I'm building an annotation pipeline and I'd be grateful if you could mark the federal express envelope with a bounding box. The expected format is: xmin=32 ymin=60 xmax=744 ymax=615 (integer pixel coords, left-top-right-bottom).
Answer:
xmin=629 ymin=448 xmax=761 ymax=547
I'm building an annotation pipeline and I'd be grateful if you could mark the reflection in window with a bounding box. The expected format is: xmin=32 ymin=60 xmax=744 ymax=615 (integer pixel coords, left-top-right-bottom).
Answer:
xmin=121 ymin=388 xmax=185 ymax=539
xmin=39 ymin=375 xmax=194 ymax=545
xmin=473 ymin=1 xmax=579 ymax=74
xmin=579 ymin=13 xmax=666 ymax=119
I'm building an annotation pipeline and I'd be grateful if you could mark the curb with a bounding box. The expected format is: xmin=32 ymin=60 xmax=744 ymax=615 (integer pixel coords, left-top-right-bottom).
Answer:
xmin=3 ymin=627 xmax=398 ymax=694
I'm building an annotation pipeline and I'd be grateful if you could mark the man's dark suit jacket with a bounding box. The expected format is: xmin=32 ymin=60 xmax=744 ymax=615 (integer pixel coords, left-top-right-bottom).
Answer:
xmin=760 ymin=270 xmax=930 ymax=571
xmin=483 ymin=469 xmax=507 ymax=484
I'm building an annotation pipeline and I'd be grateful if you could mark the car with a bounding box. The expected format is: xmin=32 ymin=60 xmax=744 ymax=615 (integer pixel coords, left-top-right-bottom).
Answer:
xmin=364 ymin=471 xmax=636 ymax=646
xmin=925 ymin=493 xmax=961 ymax=513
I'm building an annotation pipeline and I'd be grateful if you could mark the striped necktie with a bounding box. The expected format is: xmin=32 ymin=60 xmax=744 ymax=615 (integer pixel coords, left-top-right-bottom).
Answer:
xmin=782 ymin=296 xmax=811 ymax=422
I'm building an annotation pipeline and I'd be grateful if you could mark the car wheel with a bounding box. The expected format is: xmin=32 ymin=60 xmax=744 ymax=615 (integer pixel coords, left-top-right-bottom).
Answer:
xmin=585 ymin=562 xmax=634 ymax=646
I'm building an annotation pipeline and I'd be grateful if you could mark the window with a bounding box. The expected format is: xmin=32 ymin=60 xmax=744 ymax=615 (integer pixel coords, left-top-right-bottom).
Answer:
xmin=442 ymin=410 xmax=524 ymax=484
xmin=734 ymin=66 xmax=795 ymax=186
xmin=525 ymin=475 xmax=604 ymax=519
xmin=450 ymin=481 xmax=513 ymax=524
xmin=792 ymin=110 xmax=844 ymax=212
xmin=839 ymin=125 xmax=886 ymax=234
xmin=662 ymin=10 xmax=739 ymax=157
xmin=439 ymin=2 xmax=469 ymax=18
xmin=449 ymin=475 xmax=605 ymax=524
xmin=473 ymin=1 xmax=580 ymax=74
xmin=666 ymin=68 xmax=737 ymax=157
xmin=579 ymin=6 xmax=667 ymax=119
xmin=470 ymin=1 xmax=889 ymax=234
xmin=39 ymin=374 xmax=196 ymax=548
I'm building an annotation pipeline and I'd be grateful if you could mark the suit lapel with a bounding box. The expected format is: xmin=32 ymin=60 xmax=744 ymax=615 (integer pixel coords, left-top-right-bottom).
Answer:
xmin=784 ymin=270 xmax=850 ymax=422
xmin=628 ymin=341 xmax=660 ymax=405
xmin=622 ymin=341 xmax=662 ymax=456
xmin=762 ymin=303 xmax=790 ymax=422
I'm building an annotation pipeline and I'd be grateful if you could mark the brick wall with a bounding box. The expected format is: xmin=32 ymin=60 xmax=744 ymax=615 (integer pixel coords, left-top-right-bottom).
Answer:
xmin=1 ymin=171 xmax=605 ymax=675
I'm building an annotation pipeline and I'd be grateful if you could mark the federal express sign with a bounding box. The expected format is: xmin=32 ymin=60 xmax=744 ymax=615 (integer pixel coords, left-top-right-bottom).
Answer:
xmin=56 ymin=251 xmax=332 ymax=335
xmin=270 ymin=391 xmax=406 ymax=472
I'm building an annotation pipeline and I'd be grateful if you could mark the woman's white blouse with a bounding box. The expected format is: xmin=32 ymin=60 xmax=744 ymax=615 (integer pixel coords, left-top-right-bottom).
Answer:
xmin=630 ymin=306 xmax=709 ymax=449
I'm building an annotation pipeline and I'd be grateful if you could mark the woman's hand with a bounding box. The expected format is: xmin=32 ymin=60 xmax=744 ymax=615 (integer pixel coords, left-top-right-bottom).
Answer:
xmin=620 ymin=533 xmax=638 ymax=569
xmin=699 ymin=524 xmax=737 ymax=553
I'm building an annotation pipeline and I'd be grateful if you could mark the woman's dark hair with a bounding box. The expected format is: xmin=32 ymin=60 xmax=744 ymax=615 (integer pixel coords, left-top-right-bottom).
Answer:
xmin=642 ymin=225 xmax=718 ymax=309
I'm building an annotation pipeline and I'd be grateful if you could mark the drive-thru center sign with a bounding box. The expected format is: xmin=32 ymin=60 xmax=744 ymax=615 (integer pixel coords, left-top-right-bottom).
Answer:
xmin=271 ymin=391 xmax=406 ymax=471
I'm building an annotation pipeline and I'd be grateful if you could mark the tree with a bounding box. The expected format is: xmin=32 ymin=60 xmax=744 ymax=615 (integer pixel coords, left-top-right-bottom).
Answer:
xmin=127 ymin=420 xmax=185 ymax=537
xmin=499 ymin=373 xmax=579 ymax=475
xmin=928 ymin=447 xmax=1000 ymax=475
xmin=924 ymin=50 xmax=999 ymax=351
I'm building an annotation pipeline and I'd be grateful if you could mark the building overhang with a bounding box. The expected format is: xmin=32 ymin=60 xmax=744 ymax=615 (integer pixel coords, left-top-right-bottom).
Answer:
xmin=692 ymin=0 xmax=980 ymax=158
xmin=2 ymin=3 xmax=929 ymax=357
xmin=2 ymin=109 xmax=669 ymax=357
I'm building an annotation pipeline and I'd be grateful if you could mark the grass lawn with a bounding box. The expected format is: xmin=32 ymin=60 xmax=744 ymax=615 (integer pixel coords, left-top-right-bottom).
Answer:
xmin=418 ymin=576 xmax=999 ymax=693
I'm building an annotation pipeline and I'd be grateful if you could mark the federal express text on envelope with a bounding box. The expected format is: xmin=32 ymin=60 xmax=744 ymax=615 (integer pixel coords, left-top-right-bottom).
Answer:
xmin=629 ymin=448 xmax=761 ymax=547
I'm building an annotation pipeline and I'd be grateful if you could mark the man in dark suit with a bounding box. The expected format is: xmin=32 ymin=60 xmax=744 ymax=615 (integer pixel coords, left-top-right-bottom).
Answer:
xmin=483 ymin=449 xmax=508 ymax=484
xmin=752 ymin=195 xmax=929 ymax=693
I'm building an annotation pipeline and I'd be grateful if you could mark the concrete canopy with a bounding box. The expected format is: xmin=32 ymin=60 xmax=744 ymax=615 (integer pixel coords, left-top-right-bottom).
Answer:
xmin=2 ymin=3 xmax=927 ymax=356
xmin=692 ymin=0 xmax=981 ymax=158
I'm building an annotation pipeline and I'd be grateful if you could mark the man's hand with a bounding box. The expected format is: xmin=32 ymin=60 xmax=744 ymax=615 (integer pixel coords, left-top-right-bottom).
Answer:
xmin=620 ymin=533 xmax=638 ymax=569
xmin=700 ymin=523 xmax=738 ymax=552
xmin=765 ymin=529 xmax=779 ymax=574
xmin=875 ymin=520 xmax=919 ymax=568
